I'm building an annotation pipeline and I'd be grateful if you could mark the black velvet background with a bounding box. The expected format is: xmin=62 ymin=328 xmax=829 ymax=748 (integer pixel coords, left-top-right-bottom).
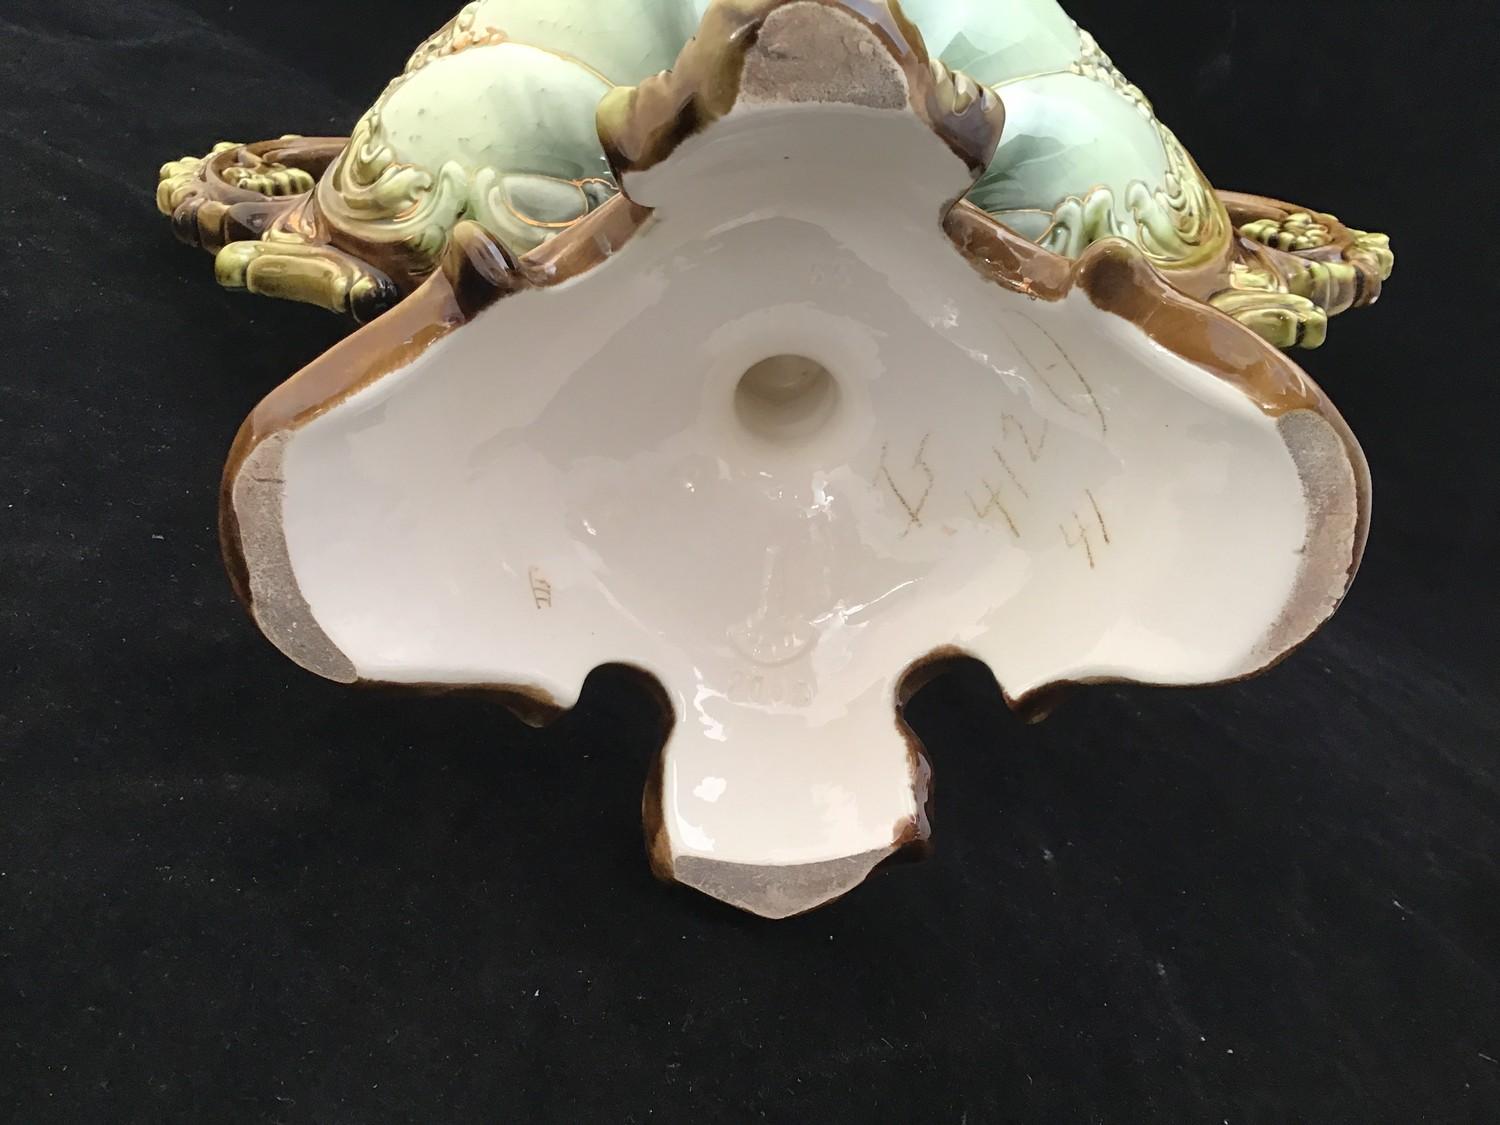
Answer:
xmin=3 ymin=0 xmax=1497 ymax=1119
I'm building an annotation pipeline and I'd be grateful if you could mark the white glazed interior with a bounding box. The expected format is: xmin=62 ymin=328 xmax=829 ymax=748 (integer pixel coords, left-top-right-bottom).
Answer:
xmin=231 ymin=10 xmax=1360 ymax=917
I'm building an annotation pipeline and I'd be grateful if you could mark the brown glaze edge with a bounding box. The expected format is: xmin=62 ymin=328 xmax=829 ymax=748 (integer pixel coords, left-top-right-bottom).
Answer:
xmin=218 ymin=199 xmax=652 ymax=650
xmin=656 ymin=648 xmax=944 ymax=920
xmin=222 ymin=197 xmax=649 ymax=485
xmin=1217 ymin=188 xmax=1391 ymax=310
xmin=948 ymin=201 xmax=1332 ymax=417
xmin=220 ymin=28 xmax=1368 ymax=913
xmin=219 ymin=3 xmax=1000 ymax=911
xmin=935 ymin=203 xmax=1372 ymax=717
xmin=1219 ymin=189 xmax=1369 ymax=249
xmin=170 ymin=137 xmax=348 ymax=251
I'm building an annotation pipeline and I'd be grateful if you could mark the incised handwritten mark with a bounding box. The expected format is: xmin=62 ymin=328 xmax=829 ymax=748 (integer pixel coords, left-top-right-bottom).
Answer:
xmin=1060 ymin=517 xmax=1097 ymax=569
xmin=1060 ymin=489 xmax=1111 ymax=568
xmin=992 ymin=449 xmax=1030 ymax=499
xmin=1000 ymin=413 xmax=1049 ymax=462
xmin=528 ymin=566 xmax=553 ymax=609
xmin=1003 ymin=314 xmax=1109 ymax=438
xmin=879 ymin=433 xmax=934 ymax=537
xmin=991 ymin=413 xmax=1049 ymax=502
xmin=1085 ymin=488 xmax=1111 ymax=544
xmin=968 ymin=480 xmax=1021 ymax=538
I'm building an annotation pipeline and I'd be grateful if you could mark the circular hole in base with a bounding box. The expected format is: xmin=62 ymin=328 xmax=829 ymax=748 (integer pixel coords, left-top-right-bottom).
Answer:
xmin=733 ymin=355 xmax=840 ymax=443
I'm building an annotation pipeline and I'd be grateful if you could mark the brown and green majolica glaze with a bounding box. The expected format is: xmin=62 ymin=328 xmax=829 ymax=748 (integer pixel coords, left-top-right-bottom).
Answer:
xmin=157 ymin=0 xmax=1392 ymax=348
xmin=204 ymin=0 xmax=1374 ymax=916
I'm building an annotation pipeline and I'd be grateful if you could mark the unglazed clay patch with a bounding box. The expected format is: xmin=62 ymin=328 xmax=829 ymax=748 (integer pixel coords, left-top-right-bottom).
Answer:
xmin=217 ymin=0 xmax=1370 ymax=918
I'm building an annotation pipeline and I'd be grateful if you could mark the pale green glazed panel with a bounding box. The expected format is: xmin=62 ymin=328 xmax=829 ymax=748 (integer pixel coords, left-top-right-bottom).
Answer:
xmin=158 ymin=0 xmax=1394 ymax=345
xmin=967 ymin=73 xmax=1168 ymax=222
xmin=335 ymin=0 xmax=1215 ymax=261
xmin=467 ymin=0 xmax=700 ymax=85
xmin=897 ymin=0 xmax=1082 ymax=85
xmin=378 ymin=43 xmax=612 ymax=182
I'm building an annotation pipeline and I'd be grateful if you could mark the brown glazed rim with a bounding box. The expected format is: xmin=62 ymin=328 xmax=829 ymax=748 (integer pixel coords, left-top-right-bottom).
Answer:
xmin=177 ymin=137 xmax=347 ymax=250
xmin=219 ymin=0 xmax=1370 ymax=902
xmin=1217 ymin=188 xmax=1390 ymax=309
xmin=1219 ymin=189 xmax=1367 ymax=243
xmin=202 ymin=136 xmax=347 ymax=199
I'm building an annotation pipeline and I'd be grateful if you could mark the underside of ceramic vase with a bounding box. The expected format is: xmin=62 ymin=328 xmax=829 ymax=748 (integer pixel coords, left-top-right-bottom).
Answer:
xmin=219 ymin=0 xmax=1368 ymax=918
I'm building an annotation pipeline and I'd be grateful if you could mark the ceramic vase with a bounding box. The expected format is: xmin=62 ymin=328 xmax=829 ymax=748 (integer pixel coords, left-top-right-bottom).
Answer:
xmin=158 ymin=0 xmax=1392 ymax=917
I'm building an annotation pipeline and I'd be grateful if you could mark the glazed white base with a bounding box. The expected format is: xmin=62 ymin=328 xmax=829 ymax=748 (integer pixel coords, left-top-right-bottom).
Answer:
xmin=263 ymin=106 xmax=1344 ymax=891
xmin=229 ymin=0 xmax=1365 ymax=915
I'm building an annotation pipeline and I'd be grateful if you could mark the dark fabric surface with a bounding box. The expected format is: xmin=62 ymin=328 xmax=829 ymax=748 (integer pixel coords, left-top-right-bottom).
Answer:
xmin=3 ymin=0 xmax=1496 ymax=1120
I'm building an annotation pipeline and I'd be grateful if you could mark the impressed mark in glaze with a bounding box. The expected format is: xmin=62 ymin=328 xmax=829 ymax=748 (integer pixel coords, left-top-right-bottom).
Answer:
xmin=528 ymin=566 xmax=553 ymax=609
xmin=728 ymin=547 xmax=819 ymax=666
xmin=726 ymin=546 xmax=822 ymax=705
xmin=727 ymin=668 xmax=814 ymax=708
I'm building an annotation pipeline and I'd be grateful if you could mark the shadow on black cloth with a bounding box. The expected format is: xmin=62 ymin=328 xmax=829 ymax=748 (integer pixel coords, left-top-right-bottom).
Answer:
xmin=2 ymin=0 xmax=1496 ymax=1119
